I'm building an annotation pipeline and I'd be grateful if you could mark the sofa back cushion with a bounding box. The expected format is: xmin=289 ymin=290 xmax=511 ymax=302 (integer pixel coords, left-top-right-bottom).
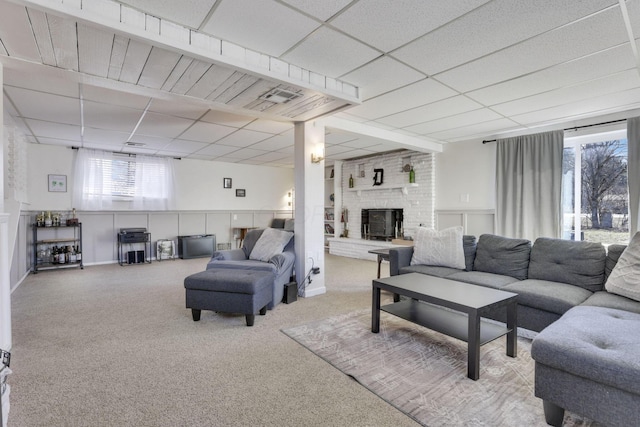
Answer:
xmin=605 ymin=232 xmax=640 ymax=302
xmin=528 ymin=237 xmax=605 ymax=291
xmin=462 ymin=235 xmax=477 ymax=272
xmin=249 ymin=228 xmax=294 ymax=262
xmin=473 ymin=234 xmax=531 ymax=280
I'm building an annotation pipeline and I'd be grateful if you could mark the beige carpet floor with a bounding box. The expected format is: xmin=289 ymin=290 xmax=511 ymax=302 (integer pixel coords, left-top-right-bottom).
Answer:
xmin=6 ymin=253 xmax=590 ymax=426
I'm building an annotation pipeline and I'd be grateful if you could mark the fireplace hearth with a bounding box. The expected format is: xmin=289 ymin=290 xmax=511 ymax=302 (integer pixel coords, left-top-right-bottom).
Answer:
xmin=361 ymin=208 xmax=403 ymax=241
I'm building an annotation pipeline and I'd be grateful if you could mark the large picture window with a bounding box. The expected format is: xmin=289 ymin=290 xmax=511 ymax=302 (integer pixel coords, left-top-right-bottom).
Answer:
xmin=73 ymin=148 xmax=175 ymax=211
xmin=562 ymin=129 xmax=629 ymax=245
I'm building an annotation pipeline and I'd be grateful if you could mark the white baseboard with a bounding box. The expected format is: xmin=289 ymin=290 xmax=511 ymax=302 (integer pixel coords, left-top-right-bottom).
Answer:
xmin=303 ymin=286 xmax=326 ymax=298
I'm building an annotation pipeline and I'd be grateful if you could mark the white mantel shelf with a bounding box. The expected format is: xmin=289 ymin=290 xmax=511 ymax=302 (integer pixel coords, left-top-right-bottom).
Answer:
xmin=346 ymin=183 xmax=418 ymax=195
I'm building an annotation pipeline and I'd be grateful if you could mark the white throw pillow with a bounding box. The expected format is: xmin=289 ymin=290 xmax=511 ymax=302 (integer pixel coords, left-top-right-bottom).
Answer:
xmin=605 ymin=231 xmax=640 ymax=302
xmin=249 ymin=228 xmax=293 ymax=262
xmin=410 ymin=226 xmax=466 ymax=270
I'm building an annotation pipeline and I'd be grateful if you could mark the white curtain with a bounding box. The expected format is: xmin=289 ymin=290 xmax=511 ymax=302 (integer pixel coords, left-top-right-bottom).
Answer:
xmin=628 ymin=117 xmax=640 ymax=235
xmin=495 ymin=130 xmax=564 ymax=241
xmin=73 ymin=148 xmax=175 ymax=211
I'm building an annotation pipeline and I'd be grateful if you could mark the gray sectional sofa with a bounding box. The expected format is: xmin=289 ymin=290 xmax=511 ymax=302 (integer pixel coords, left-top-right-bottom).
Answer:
xmin=389 ymin=234 xmax=640 ymax=332
xmin=390 ymin=233 xmax=640 ymax=426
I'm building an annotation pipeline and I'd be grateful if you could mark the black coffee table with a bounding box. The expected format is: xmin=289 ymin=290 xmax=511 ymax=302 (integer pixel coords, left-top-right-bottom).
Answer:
xmin=372 ymin=273 xmax=517 ymax=380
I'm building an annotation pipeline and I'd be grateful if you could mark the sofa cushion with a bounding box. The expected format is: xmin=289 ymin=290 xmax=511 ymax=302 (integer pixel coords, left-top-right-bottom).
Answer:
xmin=528 ymin=237 xmax=605 ymax=291
xmin=473 ymin=234 xmax=531 ymax=280
xmin=504 ymin=279 xmax=592 ymax=315
xmin=531 ymin=306 xmax=640 ymax=396
xmin=462 ymin=235 xmax=477 ymax=272
xmin=410 ymin=226 xmax=465 ymax=270
xmin=399 ymin=264 xmax=461 ymax=278
xmin=249 ymin=228 xmax=294 ymax=262
xmin=582 ymin=291 xmax=640 ymax=315
xmin=446 ymin=271 xmax=519 ymax=290
xmin=605 ymin=232 xmax=640 ymax=302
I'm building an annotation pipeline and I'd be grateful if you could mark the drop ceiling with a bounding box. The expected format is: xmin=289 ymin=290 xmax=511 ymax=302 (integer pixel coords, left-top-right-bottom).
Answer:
xmin=1 ymin=0 xmax=640 ymax=168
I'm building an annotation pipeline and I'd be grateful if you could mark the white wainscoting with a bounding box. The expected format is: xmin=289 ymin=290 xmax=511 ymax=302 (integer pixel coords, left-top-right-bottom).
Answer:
xmin=435 ymin=209 xmax=495 ymax=237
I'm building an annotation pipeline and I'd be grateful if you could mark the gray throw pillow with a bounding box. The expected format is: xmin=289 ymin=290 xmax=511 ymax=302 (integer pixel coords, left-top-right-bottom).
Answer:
xmin=249 ymin=228 xmax=293 ymax=262
xmin=605 ymin=232 xmax=640 ymax=302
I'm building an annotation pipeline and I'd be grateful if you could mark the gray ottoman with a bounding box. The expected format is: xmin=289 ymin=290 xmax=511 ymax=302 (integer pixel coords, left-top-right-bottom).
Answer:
xmin=184 ymin=269 xmax=275 ymax=326
xmin=531 ymin=306 xmax=640 ymax=426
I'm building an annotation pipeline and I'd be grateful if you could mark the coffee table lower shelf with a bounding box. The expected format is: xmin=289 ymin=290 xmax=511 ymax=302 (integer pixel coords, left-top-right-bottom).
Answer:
xmin=381 ymin=299 xmax=512 ymax=346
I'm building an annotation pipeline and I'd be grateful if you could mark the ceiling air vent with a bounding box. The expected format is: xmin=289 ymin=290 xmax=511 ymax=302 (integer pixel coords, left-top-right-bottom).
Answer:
xmin=125 ymin=142 xmax=146 ymax=147
xmin=259 ymin=88 xmax=302 ymax=104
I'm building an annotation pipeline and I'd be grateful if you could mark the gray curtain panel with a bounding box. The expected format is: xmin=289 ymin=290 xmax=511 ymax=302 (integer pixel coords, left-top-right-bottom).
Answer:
xmin=495 ymin=130 xmax=564 ymax=241
xmin=628 ymin=117 xmax=640 ymax=235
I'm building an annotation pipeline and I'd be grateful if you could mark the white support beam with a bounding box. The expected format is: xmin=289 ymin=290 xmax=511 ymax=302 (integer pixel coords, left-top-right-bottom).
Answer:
xmin=323 ymin=117 xmax=444 ymax=154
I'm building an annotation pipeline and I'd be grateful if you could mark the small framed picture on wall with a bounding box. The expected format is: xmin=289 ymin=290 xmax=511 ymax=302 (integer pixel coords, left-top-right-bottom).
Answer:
xmin=48 ymin=174 xmax=67 ymax=192
xmin=236 ymin=189 xmax=246 ymax=197
xmin=223 ymin=177 xmax=232 ymax=188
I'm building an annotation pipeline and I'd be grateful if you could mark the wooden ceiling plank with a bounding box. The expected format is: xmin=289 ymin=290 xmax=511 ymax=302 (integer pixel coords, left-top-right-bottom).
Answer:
xmin=108 ymin=35 xmax=129 ymax=80
xmin=119 ymin=39 xmax=152 ymax=84
xmin=161 ymin=56 xmax=193 ymax=92
xmin=228 ymin=79 xmax=277 ymax=108
xmin=185 ymin=63 xmax=235 ymax=98
xmin=138 ymin=47 xmax=182 ymax=89
xmin=77 ymin=23 xmax=113 ymax=77
xmin=169 ymin=60 xmax=211 ymax=95
xmin=47 ymin=14 xmax=78 ymax=71
xmin=26 ymin=8 xmax=56 ymax=66
xmin=212 ymin=74 xmax=260 ymax=104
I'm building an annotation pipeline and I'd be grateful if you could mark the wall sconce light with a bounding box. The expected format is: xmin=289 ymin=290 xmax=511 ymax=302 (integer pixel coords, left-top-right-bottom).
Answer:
xmin=311 ymin=147 xmax=324 ymax=164
xmin=287 ymin=191 xmax=292 ymax=206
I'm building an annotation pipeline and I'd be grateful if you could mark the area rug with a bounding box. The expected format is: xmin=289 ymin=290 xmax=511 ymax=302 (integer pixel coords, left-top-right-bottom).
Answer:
xmin=282 ymin=309 xmax=596 ymax=427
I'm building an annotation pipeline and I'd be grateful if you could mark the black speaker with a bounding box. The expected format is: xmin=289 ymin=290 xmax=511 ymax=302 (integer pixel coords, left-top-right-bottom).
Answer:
xmin=136 ymin=250 xmax=145 ymax=263
xmin=127 ymin=251 xmax=136 ymax=264
xmin=283 ymin=282 xmax=298 ymax=304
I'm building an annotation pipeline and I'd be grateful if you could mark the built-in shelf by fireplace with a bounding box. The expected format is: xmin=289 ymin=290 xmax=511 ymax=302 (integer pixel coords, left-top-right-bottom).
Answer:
xmin=361 ymin=208 xmax=403 ymax=241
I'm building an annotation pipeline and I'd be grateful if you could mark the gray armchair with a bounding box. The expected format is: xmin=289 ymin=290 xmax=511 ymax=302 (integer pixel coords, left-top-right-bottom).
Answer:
xmin=206 ymin=228 xmax=295 ymax=309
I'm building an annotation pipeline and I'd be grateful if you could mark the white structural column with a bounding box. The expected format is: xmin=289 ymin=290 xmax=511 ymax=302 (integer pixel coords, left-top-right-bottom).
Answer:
xmin=1 ymin=60 xmax=10 ymax=353
xmin=294 ymin=121 xmax=326 ymax=297
xmin=1 ymin=61 xmax=11 ymax=427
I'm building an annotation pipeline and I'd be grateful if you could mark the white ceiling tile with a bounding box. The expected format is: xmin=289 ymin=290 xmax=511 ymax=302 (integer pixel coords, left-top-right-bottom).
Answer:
xmin=340 ymin=138 xmax=383 ymax=149
xmin=214 ymin=129 xmax=272 ymax=147
xmin=280 ymin=0 xmax=352 ymax=21
xmin=5 ymin=87 xmax=80 ymax=125
xmin=83 ymin=127 xmax=130 ymax=145
xmin=377 ymin=96 xmax=483 ymax=129
xmin=82 ymin=100 xmax=143 ymax=131
xmin=134 ymin=112 xmax=195 ymax=138
xmin=325 ymin=144 xmax=357 ymax=156
xmin=179 ymin=121 xmax=237 ymax=143
xmin=247 ymin=151 xmax=289 ymax=162
xmin=427 ymin=118 xmax=522 ymax=141
xmin=82 ymin=141 xmax=127 ymax=151
xmin=81 ymin=85 xmax=150 ymax=109
xmin=201 ymin=0 xmax=320 ymax=57
xmin=224 ymin=148 xmax=270 ymax=160
xmin=346 ymin=79 xmax=457 ymax=119
xmin=282 ymin=27 xmax=380 ymax=78
xmin=3 ymin=67 xmax=79 ymax=98
xmin=435 ymin=6 xmax=629 ymax=92
xmin=25 ymin=119 xmax=82 ymax=141
xmin=405 ymin=108 xmax=504 ymax=135
xmin=325 ymin=131 xmax=358 ymax=144
xmin=341 ymin=57 xmax=425 ymax=100
xmin=195 ymin=143 xmax=241 ymax=157
xmin=511 ymin=88 xmax=640 ymax=125
xmin=244 ymin=119 xmax=293 ymax=134
xmin=332 ymin=0 xmax=490 ymax=53
xmin=163 ymin=139 xmax=209 ymax=154
xmin=250 ymin=135 xmax=293 ymax=151
xmin=466 ymin=44 xmax=636 ymax=106
xmin=117 ymin=0 xmax=218 ymax=29
xmin=393 ymin=0 xmax=618 ymax=75
xmin=148 ymin=99 xmax=209 ymax=120
xmin=200 ymin=110 xmax=255 ymax=127
xmin=127 ymin=134 xmax=173 ymax=149
xmin=492 ymin=69 xmax=640 ymax=116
